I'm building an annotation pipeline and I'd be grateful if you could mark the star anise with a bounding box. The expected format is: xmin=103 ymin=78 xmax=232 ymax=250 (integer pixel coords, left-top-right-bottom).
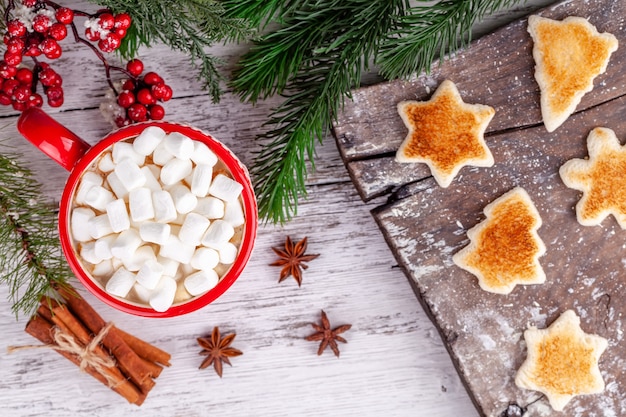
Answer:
xmin=197 ymin=327 xmax=242 ymax=377
xmin=269 ymin=236 xmax=320 ymax=286
xmin=305 ymin=310 xmax=352 ymax=357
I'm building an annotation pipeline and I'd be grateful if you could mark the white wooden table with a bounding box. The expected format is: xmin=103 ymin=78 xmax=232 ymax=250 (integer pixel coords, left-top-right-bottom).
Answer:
xmin=0 ymin=1 xmax=554 ymax=416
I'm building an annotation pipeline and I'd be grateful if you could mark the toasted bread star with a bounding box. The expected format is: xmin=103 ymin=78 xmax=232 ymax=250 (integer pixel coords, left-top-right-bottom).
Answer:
xmin=560 ymin=127 xmax=626 ymax=228
xmin=528 ymin=15 xmax=618 ymax=132
xmin=395 ymin=79 xmax=495 ymax=188
xmin=515 ymin=310 xmax=608 ymax=411
xmin=452 ymin=187 xmax=546 ymax=294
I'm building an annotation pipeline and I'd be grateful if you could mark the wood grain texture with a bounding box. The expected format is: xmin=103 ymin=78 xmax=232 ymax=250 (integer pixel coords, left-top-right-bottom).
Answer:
xmin=333 ymin=0 xmax=626 ymax=416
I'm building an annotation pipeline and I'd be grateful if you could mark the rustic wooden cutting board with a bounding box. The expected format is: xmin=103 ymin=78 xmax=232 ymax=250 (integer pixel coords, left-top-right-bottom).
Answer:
xmin=332 ymin=1 xmax=626 ymax=416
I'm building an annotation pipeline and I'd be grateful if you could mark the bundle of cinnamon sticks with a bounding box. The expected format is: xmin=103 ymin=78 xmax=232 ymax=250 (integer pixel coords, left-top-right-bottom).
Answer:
xmin=24 ymin=285 xmax=171 ymax=405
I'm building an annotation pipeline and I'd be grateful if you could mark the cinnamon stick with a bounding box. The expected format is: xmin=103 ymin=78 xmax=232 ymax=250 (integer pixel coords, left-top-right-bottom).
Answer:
xmin=24 ymin=314 xmax=141 ymax=405
xmin=115 ymin=327 xmax=172 ymax=366
xmin=56 ymin=286 xmax=154 ymax=384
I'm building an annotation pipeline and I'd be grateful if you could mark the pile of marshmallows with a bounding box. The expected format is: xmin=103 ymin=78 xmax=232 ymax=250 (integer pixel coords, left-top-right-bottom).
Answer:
xmin=70 ymin=126 xmax=245 ymax=312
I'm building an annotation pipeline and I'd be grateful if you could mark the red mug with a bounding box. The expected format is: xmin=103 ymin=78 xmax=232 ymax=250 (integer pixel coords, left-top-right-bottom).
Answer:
xmin=17 ymin=107 xmax=258 ymax=317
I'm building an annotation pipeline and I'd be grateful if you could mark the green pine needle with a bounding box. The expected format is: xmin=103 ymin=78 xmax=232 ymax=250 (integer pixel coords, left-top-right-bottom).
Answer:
xmin=0 ymin=153 xmax=73 ymax=319
xmin=91 ymin=0 xmax=253 ymax=102
xmin=227 ymin=0 xmax=523 ymax=223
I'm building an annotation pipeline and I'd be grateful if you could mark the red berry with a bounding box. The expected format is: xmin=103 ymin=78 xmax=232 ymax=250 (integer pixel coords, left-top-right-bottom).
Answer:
xmin=39 ymin=68 xmax=61 ymax=87
xmin=127 ymin=103 xmax=147 ymax=121
xmin=98 ymin=33 xmax=121 ymax=53
xmin=136 ymin=88 xmax=155 ymax=105
xmin=151 ymin=83 xmax=173 ymax=101
xmin=114 ymin=116 xmax=128 ymax=127
xmin=32 ymin=14 xmax=51 ymax=33
xmin=27 ymin=93 xmax=43 ymax=108
xmin=0 ymin=92 xmax=11 ymax=106
xmin=114 ymin=13 xmax=132 ymax=30
xmin=4 ymin=51 xmax=22 ymax=66
xmin=113 ymin=27 xmax=127 ymax=39
xmin=0 ymin=62 xmax=17 ymax=79
xmin=55 ymin=7 xmax=74 ymax=25
xmin=2 ymin=79 xmax=19 ymax=94
xmin=40 ymin=38 xmax=61 ymax=58
xmin=149 ymin=104 xmax=165 ymax=120
xmin=47 ymin=97 xmax=63 ymax=107
xmin=12 ymin=100 xmax=26 ymax=111
xmin=122 ymin=79 xmax=135 ymax=91
xmin=117 ymin=90 xmax=135 ymax=108
xmin=6 ymin=37 xmax=25 ymax=54
xmin=13 ymin=85 xmax=31 ymax=102
xmin=98 ymin=13 xmax=115 ymax=31
xmin=22 ymin=0 xmax=39 ymax=7
xmin=7 ymin=20 xmax=27 ymax=38
xmin=16 ymin=68 xmax=33 ymax=85
xmin=85 ymin=28 xmax=101 ymax=41
xmin=142 ymin=72 xmax=163 ymax=86
xmin=126 ymin=59 xmax=143 ymax=77
xmin=49 ymin=23 xmax=68 ymax=41
xmin=46 ymin=86 xmax=63 ymax=101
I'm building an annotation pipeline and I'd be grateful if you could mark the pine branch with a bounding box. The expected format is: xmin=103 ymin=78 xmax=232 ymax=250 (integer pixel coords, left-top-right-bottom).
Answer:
xmin=233 ymin=0 xmax=406 ymax=223
xmin=91 ymin=0 xmax=253 ymax=102
xmin=377 ymin=0 xmax=522 ymax=80
xmin=0 ymin=153 xmax=73 ymax=318
xmin=228 ymin=0 xmax=523 ymax=223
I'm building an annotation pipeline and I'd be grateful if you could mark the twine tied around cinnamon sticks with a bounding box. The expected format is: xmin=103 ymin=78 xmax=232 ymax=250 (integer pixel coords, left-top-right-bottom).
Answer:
xmin=8 ymin=321 xmax=120 ymax=387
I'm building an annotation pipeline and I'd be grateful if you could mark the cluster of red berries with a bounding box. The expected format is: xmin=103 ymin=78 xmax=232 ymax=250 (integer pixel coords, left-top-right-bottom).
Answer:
xmin=0 ymin=60 xmax=63 ymax=110
xmin=84 ymin=11 xmax=131 ymax=53
xmin=4 ymin=5 xmax=74 ymax=66
xmin=113 ymin=59 xmax=173 ymax=126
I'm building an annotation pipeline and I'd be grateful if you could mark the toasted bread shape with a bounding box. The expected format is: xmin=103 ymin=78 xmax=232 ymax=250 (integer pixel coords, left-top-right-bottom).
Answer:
xmin=560 ymin=127 xmax=626 ymax=228
xmin=515 ymin=310 xmax=608 ymax=411
xmin=395 ymin=80 xmax=495 ymax=188
xmin=452 ymin=187 xmax=546 ymax=294
xmin=528 ymin=15 xmax=618 ymax=132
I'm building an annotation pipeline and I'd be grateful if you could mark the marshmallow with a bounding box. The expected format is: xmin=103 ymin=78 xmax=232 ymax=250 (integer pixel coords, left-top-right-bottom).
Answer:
xmin=157 ymin=255 xmax=180 ymax=278
xmin=164 ymin=132 xmax=194 ymax=160
xmin=114 ymin=159 xmax=146 ymax=192
xmin=110 ymin=229 xmax=142 ymax=259
xmin=94 ymin=234 xmax=116 ymax=260
xmin=106 ymin=199 xmax=130 ymax=233
xmin=105 ymin=267 xmax=136 ymax=298
xmin=79 ymin=241 xmax=102 ymax=265
xmin=88 ymin=214 xmax=114 ymax=239
xmin=84 ymin=185 xmax=115 ymax=211
xmin=190 ymin=141 xmax=218 ymax=166
xmin=129 ymin=187 xmax=155 ymax=222
xmin=133 ymin=126 xmax=166 ymax=156
xmin=141 ymin=166 xmax=162 ymax=192
xmin=106 ymin=171 xmax=129 ymax=200
xmin=139 ymin=221 xmax=170 ymax=245
xmin=170 ymin=184 xmax=197 ymax=214
xmin=152 ymin=140 xmax=175 ymax=165
xmin=122 ymin=245 xmax=157 ymax=272
xmin=152 ymin=190 xmax=177 ymax=223
xmin=208 ymin=174 xmax=243 ymax=202
xmin=219 ymin=242 xmax=238 ymax=265
xmin=112 ymin=141 xmax=145 ymax=165
xmin=97 ymin=152 xmax=116 ymax=172
xmin=222 ymin=200 xmax=245 ymax=227
xmin=201 ymin=220 xmax=234 ymax=250
xmin=190 ymin=164 xmax=213 ymax=197
xmin=136 ymin=259 xmax=165 ymax=290
xmin=132 ymin=282 xmax=153 ymax=304
xmin=71 ymin=207 xmax=95 ymax=242
xmin=75 ymin=172 xmax=103 ymax=205
xmin=159 ymin=234 xmax=195 ymax=264
xmin=195 ymin=197 xmax=224 ymax=219
xmin=190 ymin=247 xmax=219 ymax=271
xmin=184 ymin=270 xmax=219 ymax=296
xmin=149 ymin=276 xmax=177 ymax=312
xmin=178 ymin=213 xmax=210 ymax=246
xmin=91 ymin=259 xmax=114 ymax=277
xmin=160 ymin=158 xmax=192 ymax=186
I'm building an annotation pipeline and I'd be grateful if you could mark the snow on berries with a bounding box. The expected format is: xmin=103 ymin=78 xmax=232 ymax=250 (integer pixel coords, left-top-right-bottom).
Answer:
xmin=83 ymin=11 xmax=132 ymax=53
xmin=100 ymin=59 xmax=173 ymax=127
